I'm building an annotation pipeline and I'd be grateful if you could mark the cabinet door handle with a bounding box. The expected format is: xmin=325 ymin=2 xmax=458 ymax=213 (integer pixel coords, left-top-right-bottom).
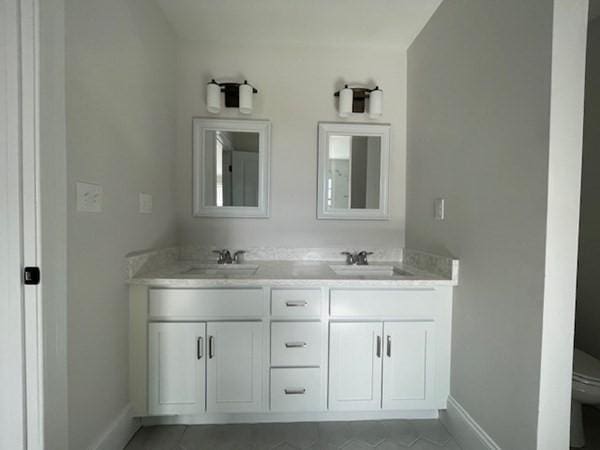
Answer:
xmin=197 ymin=337 xmax=203 ymax=359
xmin=285 ymin=341 xmax=307 ymax=348
xmin=376 ymin=335 xmax=381 ymax=358
xmin=386 ymin=335 xmax=392 ymax=357
xmin=285 ymin=300 xmax=308 ymax=307
xmin=208 ymin=336 xmax=214 ymax=359
xmin=284 ymin=388 xmax=306 ymax=395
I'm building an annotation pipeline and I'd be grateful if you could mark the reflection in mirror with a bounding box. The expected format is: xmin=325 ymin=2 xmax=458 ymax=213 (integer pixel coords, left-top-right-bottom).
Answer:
xmin=204 ymin=130 xmax=260 ymax=207
xmin=327 ymin=135 xmax=381 ymax=210
xmin=193 ymin=119 xmax=271 ymax=218
xmin=318 ymin=122 xmax=390 ymax=220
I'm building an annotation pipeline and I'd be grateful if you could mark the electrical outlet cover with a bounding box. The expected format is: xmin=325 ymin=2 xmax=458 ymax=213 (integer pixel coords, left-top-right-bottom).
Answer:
xmin=76 ymin=182 xmax=103 ymax=213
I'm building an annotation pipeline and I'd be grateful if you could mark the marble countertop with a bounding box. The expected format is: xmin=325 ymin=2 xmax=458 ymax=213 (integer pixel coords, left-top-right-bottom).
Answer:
xmin=128 ymin=260 xmax=458 ymax=288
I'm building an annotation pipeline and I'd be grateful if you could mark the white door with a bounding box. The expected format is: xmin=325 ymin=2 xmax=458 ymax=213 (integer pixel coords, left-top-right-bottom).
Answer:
xmin=148 ymin=322 xmax=206 ymax=415
xmin=382 ymin=321 xmax=436 ymax=410
xmin=207 ymin=322 xmax=263 ymax=412
xmin=328 ymin=322 xmax=383 ymax=411
xmin=231 ymin=150 xmax=259 ymax=206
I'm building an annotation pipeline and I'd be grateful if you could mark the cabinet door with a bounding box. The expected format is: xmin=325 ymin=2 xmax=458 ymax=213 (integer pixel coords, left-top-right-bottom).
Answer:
xmin=328 ymin=322 xmax=383 ymax=411
xmin=148 ymin=322 xmax=206 ymax=415
xmin=206 ymin=322 xmax=262 ymax=412
xmin=382 ymin=321 xmax=436 ymax=410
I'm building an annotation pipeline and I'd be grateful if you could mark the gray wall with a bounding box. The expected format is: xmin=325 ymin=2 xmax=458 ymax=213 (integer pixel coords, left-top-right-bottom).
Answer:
xmin=576 ymin=18 xmax=600 ymax=360
xmin=175 ymin=42 xmax=407 ymax=248
xmin=406 ymin=1 xmax=554 ymax=448
xmin=65 ymin=0 xmax=178 ymax=447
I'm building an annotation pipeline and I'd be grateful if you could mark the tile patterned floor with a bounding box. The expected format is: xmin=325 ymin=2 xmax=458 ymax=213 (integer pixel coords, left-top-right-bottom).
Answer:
xmin=125 ymin=420 xmax=462 ymax=450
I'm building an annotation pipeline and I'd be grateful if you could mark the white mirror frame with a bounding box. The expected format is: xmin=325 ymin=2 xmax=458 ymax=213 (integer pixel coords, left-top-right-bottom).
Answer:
xmin=193 ymin=118 xmax=271 ymax=218
xmin=317 ymin=122 xmax=390 ymax=220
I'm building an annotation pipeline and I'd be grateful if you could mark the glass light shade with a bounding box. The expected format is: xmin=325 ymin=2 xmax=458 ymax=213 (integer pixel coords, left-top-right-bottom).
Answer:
xmin=206 ymin=82 xmax=221 ymax=114
xmin=368 ymin=88 xmax=383 ymax=119
xmin=338 ymin=86 xmax=353 ymax=118
xmin=239 ymin=83 xmax=253 ymax=114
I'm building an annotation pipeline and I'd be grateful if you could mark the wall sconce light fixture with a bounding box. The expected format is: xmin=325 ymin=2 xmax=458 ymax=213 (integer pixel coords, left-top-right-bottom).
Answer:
xmin=206 ymin=79 xmax=258 ymax=115
xmin=334 ymin=85 xmax=383 ymax=119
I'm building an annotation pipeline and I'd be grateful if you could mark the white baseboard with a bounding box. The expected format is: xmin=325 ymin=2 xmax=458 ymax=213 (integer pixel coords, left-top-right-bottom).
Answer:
xmin=141 ymin=409 xmax=439 ymax=426
xmin=90 ymin=403 xmax=141 ymax=450
xmin=440 ymin=396 xmax=500 ymax=450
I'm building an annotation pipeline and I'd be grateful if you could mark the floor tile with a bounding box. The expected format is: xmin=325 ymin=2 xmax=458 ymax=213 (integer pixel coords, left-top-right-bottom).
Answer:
xmin=180 ymin=424 xmax=256 ymax=450
xmin=411 ymin=420 xmax=452 ymax=446
xmin=127 ymin=419 xmax=460 ymax=450
xmin=255 ymin=422 xmax=319 ymax=449
xmin=347 ymin=421 xmax=386 ymax=446
xmin=341 ymin=440 xmax=374 ymax=450
xmin=318 ymin=421 xmax=353 ymax=448
xmin=125 ymin=425 xmax=186 ymax=450
xmin=381 ymin=420 xmax=419 ymax=447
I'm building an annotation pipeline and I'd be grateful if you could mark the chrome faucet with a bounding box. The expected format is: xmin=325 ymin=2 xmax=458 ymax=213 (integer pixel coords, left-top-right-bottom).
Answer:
xmin=213 ymin=249 xmax=233 ymax=264
xmin=342 ymin=250 xmax=373 ymax=265
xmin=212 ymin=249 xmax=246 ymax=264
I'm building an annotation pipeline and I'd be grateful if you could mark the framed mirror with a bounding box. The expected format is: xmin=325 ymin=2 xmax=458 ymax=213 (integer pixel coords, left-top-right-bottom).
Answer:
xmin=193 ymin=119 xmax=271 ymax=217
xmin=317 ymin=122 xmax=390 ymax=220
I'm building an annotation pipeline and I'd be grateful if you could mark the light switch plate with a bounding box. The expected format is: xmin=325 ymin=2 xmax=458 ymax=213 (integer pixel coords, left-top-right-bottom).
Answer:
xmin=434 ymin=198 xmax=445 ymax=221
xmin=76 ymin=182 xmax=103 ymax=213
xmin=139 ymin=193 xmax=153 ymax=214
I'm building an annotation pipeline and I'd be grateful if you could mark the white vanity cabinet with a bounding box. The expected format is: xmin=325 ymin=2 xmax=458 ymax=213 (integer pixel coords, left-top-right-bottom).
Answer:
xmin=329 ymin=322 xmax=383 ymax=411
xmin=129 ymin=284 xmax=452 ymax=421
xmin=206 ymin=322 xmax=263 ymax=413
xmin=329 ymin=320 xmax=437 ymax=411
xmin=148 ymin=322 xmax=206 ymax=415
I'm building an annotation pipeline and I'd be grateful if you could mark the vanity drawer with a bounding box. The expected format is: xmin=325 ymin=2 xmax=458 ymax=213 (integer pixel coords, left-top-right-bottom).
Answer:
xmin=149 ymin=288 xmax=263 ymax=319
xmin=271 ymin=289 xmax=321 ymax=318
xmin=270 ymin=368 xmax=321 ymax=412
xmin=330 ymin=289 xmax=439 ymax=318
xmin=271 ymin=322 xmax=321 ymax=367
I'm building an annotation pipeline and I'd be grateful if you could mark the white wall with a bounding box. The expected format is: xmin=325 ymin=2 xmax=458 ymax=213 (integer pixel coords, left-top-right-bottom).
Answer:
xmin=576 ymin=17 xmax=600 ymax=360
xmin=65 ymin=0 xmax=178 ymax=448
xmin=175 ymin=41 xmax=407 ymax=248
xmin=406 ymin=1 xmax=554 ymax=448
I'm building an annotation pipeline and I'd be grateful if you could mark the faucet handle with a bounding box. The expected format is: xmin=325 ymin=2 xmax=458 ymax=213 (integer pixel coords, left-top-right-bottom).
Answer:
xmin=212 ymin=249 xmax=224 ymax=263
xmin=233 ymin=250 xmax=246 ymax=264
xmin=341 ymin=251 xmax=356 ymax=265
xmin=356 ymin=251 xmax=374 ymax=265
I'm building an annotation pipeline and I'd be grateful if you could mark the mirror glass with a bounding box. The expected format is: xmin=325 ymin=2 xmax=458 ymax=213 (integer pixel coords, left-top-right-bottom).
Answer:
xmin=318 ymin=123 xmax=390 ymax=220
xmin=203 ymin=130 xmax=260 ymax=207
xmin=326 ymin=135 xmax=381 ymax=210
xmin=193 ymin=119 xmax=271 ymax=218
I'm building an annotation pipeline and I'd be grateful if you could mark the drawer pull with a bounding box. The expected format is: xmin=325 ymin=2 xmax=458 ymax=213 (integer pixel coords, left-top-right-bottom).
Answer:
xmin=285 ymin=300 xmax=308 ymax=307
xmin=284 ymin=388 xmax=306 ymax=395
xmin=285 ymin=341 xmax=307 ymax=348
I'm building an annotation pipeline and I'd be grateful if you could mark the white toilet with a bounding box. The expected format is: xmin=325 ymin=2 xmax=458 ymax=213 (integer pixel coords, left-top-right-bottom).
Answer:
xmin=571 ymin=348 xmax=600 ymax=448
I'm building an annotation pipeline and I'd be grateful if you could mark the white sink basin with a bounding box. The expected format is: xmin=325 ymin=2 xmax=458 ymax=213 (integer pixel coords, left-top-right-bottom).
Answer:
xmin=183 ymin=263 xmax=259 ymax=276
xmin=329 ymin=264 xmax=413 ymax=277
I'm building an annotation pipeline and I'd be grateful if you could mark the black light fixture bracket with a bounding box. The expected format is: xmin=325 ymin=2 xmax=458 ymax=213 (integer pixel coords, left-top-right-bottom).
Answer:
xmin=334 ymin=85 xmax=381 ymax=113
xmin=209 ymin=79 xmax=258 ymax=108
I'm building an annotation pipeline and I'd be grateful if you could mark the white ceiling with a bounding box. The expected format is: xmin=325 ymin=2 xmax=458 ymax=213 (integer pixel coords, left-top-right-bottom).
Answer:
xmin=155 ymin=0 xmax=443 ymax=50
